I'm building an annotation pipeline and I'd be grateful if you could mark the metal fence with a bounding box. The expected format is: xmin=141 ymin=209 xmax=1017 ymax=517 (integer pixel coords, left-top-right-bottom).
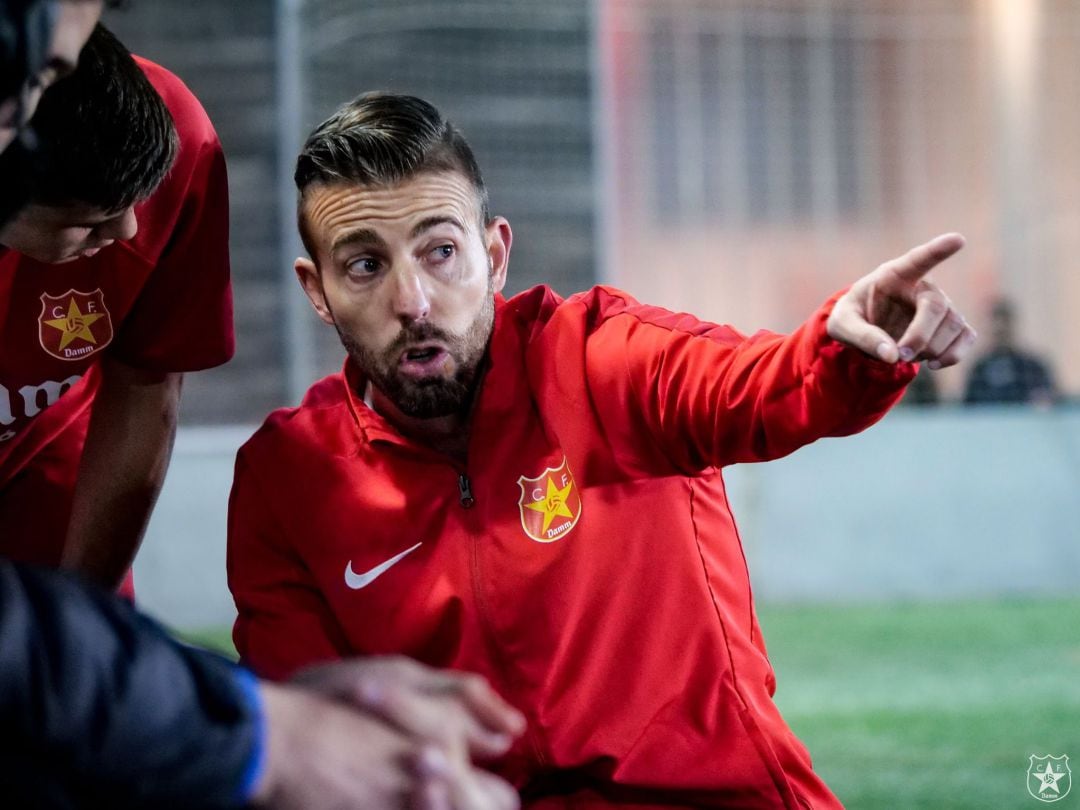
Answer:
xmin=106 ymin=0 xmax=1080 ymax=424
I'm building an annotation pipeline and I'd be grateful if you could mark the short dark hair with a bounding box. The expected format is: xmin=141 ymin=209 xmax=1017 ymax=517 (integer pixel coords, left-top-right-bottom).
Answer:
xmin=294 ymin=92 xmax=488 ymax=256
xmin=2 ymin=23 xmax=177 ymax=212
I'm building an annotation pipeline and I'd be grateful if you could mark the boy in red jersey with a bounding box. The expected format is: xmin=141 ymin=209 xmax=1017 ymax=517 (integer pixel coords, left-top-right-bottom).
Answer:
xmin=228 ymin=92 xmax=976 ymax=808
xmin=0 ymin=24 xmax=232 ymax=595
xmin=0 ymin=14 xmax=523 ymax=809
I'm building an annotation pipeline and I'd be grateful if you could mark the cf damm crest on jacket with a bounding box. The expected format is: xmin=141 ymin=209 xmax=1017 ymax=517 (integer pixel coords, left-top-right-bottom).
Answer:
xmin=38 ymin=290 xmax=113 ymax=362
xmin=517 ymin=456 xmax=582 ymax=543
xmin=1028 ymin=755 xmax=1071 ymax=802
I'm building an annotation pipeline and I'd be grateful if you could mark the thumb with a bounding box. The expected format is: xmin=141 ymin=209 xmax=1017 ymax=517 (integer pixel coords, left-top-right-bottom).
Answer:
xmin=827 ymin=302 xmax=901 ymax=362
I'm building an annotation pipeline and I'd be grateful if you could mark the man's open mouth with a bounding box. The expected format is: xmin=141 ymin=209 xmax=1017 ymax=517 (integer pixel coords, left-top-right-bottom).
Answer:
xmin=404 ymin=346 xmax=440 ymax=362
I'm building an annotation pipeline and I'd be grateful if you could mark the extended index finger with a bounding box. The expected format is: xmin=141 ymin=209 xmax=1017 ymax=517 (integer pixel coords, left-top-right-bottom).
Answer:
xmin=880 ymin=232 xmax=966 ymax=284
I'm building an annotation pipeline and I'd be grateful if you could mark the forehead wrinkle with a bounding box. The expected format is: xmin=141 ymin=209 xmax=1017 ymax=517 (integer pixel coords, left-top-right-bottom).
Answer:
xmin=305 ymin=173 xmax=482 ymax=254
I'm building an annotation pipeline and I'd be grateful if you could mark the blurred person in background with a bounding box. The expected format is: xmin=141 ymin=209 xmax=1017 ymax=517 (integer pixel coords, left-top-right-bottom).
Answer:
xmin=0 ymin=0 xmax=101 ymax=223
xmin=0 ymin=22 xmax=230 ymax=598
xmin=1 ymin=7 xmax=523 ymax=808
xmin=0 ymin=0 xmax=101 ymax=155
xmin=228 ymin=92 xmax=978 ymax=808
xmin=963 ymin=297 xmax=1057 ymax=406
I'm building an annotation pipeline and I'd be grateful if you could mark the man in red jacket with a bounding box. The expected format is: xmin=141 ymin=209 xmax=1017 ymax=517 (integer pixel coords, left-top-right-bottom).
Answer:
xmin=228 ymin=92 xmax=976 ymax=808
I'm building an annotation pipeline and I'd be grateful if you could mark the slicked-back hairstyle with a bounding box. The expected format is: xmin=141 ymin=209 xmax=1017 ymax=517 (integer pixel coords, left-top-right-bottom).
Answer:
xmin=1 ymin=23 xmax=177 ymax=212
xmin=294 ymin=92 xmax=489 ymax=257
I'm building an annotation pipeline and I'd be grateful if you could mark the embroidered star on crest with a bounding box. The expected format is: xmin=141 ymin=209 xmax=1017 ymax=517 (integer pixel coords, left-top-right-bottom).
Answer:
xmin=523 ymin=477 xmax=575 ymax=534
xmin=43 ymin=299 xmax=105 ymax=350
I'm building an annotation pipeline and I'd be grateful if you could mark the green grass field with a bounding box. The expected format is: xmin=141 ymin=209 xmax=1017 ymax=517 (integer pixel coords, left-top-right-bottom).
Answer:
xmin=188 ymin=598 xmax=1080 ymax=809
xmin=760 ymin=599 xmax=1080 ymax=809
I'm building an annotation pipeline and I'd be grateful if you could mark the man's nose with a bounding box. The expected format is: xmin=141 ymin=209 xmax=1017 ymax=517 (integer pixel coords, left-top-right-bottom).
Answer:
xmin=392 ymin=267 xmax=431 ymax=322
xmin=99 ymin=207 xmax=138 ymax=242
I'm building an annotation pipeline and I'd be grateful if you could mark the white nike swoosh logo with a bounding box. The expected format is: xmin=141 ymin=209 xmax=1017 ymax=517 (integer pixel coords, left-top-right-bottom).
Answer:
xmin=344 ymin=542 xmax=423 ymax=590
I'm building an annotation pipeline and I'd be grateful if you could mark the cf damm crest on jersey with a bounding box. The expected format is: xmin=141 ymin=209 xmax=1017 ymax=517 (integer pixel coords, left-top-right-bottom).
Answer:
xmin=38 ymin=289 xmax=113 ymax=362
xmin=517 ymin=456 xmax=582 ymax=543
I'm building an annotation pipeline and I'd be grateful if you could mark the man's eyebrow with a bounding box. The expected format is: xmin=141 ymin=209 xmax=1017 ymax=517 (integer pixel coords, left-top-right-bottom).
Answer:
xmin=330 ymin=227 xmax=387 ymax=255
xmin=329 ymin=217 xmax=465 ymax=255
xmin=410 ymin=216 xmax=465 ymax=239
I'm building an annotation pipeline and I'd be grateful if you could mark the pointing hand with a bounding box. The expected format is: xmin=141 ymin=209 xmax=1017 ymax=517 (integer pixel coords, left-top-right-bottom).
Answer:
xmin=826 ymin=233 xmax=976 ymax=369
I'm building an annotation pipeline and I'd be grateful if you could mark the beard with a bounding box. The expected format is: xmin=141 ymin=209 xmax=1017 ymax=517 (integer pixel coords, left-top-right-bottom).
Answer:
xmin=336 ymin=292 xmax=495 ymax=420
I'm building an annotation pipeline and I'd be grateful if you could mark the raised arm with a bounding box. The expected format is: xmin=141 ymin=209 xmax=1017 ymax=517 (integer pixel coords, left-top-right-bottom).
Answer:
xmin=579 ymin=234 xmax=972 ymax=471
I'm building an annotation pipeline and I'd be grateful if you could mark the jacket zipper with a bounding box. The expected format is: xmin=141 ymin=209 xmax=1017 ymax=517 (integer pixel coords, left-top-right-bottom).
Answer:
xmin=453 ymin=443 xmax=550 ymax=772
xmin=458 ymin=472 xmax=475 ymax=508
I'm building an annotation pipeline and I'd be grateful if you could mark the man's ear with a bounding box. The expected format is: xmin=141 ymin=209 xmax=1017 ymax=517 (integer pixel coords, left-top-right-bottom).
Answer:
xmin=295 ymin=256 xmax=335 ymax=326
xmin=485 ymin=216 xmax=512 ymax=294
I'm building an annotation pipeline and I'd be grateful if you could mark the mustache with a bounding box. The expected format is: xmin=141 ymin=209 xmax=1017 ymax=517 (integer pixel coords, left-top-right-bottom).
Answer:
xmin=385 ymin=322 xmax=456 ymax=356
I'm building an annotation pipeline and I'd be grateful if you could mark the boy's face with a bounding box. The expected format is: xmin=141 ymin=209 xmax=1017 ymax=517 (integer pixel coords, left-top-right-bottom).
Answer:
xmin=0 ymin=201 xmax=137 ymax=263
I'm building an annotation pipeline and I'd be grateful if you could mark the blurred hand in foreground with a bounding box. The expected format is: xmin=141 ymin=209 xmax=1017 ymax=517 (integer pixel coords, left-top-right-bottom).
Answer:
xmin=293 ymin=656 xmax=527 ymax=762
xmin=251 ymin=674 xmax=521 ymax=810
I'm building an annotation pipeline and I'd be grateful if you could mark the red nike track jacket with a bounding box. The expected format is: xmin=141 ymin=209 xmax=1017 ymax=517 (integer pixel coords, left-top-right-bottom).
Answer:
xmin=228 ymin=285 xmax=914 ymax=808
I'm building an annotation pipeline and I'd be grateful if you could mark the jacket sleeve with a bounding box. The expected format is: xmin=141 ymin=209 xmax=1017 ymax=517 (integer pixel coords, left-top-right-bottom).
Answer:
xmin=0 ymin=562 xmax=263 ymax=808
xmin=228 ymin=449 xmax=352 ymax=681
xmin=579 ymin=288 xmax=915 ymax=473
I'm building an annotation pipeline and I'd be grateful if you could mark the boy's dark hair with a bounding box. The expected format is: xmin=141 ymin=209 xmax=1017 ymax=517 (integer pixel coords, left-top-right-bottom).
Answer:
xmin=4 ymin=22 xmax=177 ymax=213
xmin=294 ymin=92 xmax=488 ymax=256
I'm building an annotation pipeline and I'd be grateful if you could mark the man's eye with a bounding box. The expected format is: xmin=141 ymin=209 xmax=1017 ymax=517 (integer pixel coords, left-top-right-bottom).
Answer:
xmin=432 ymin=244 xmax=454 ymax=260
xmin=347 ymin=257 xmax=380 ymax=275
